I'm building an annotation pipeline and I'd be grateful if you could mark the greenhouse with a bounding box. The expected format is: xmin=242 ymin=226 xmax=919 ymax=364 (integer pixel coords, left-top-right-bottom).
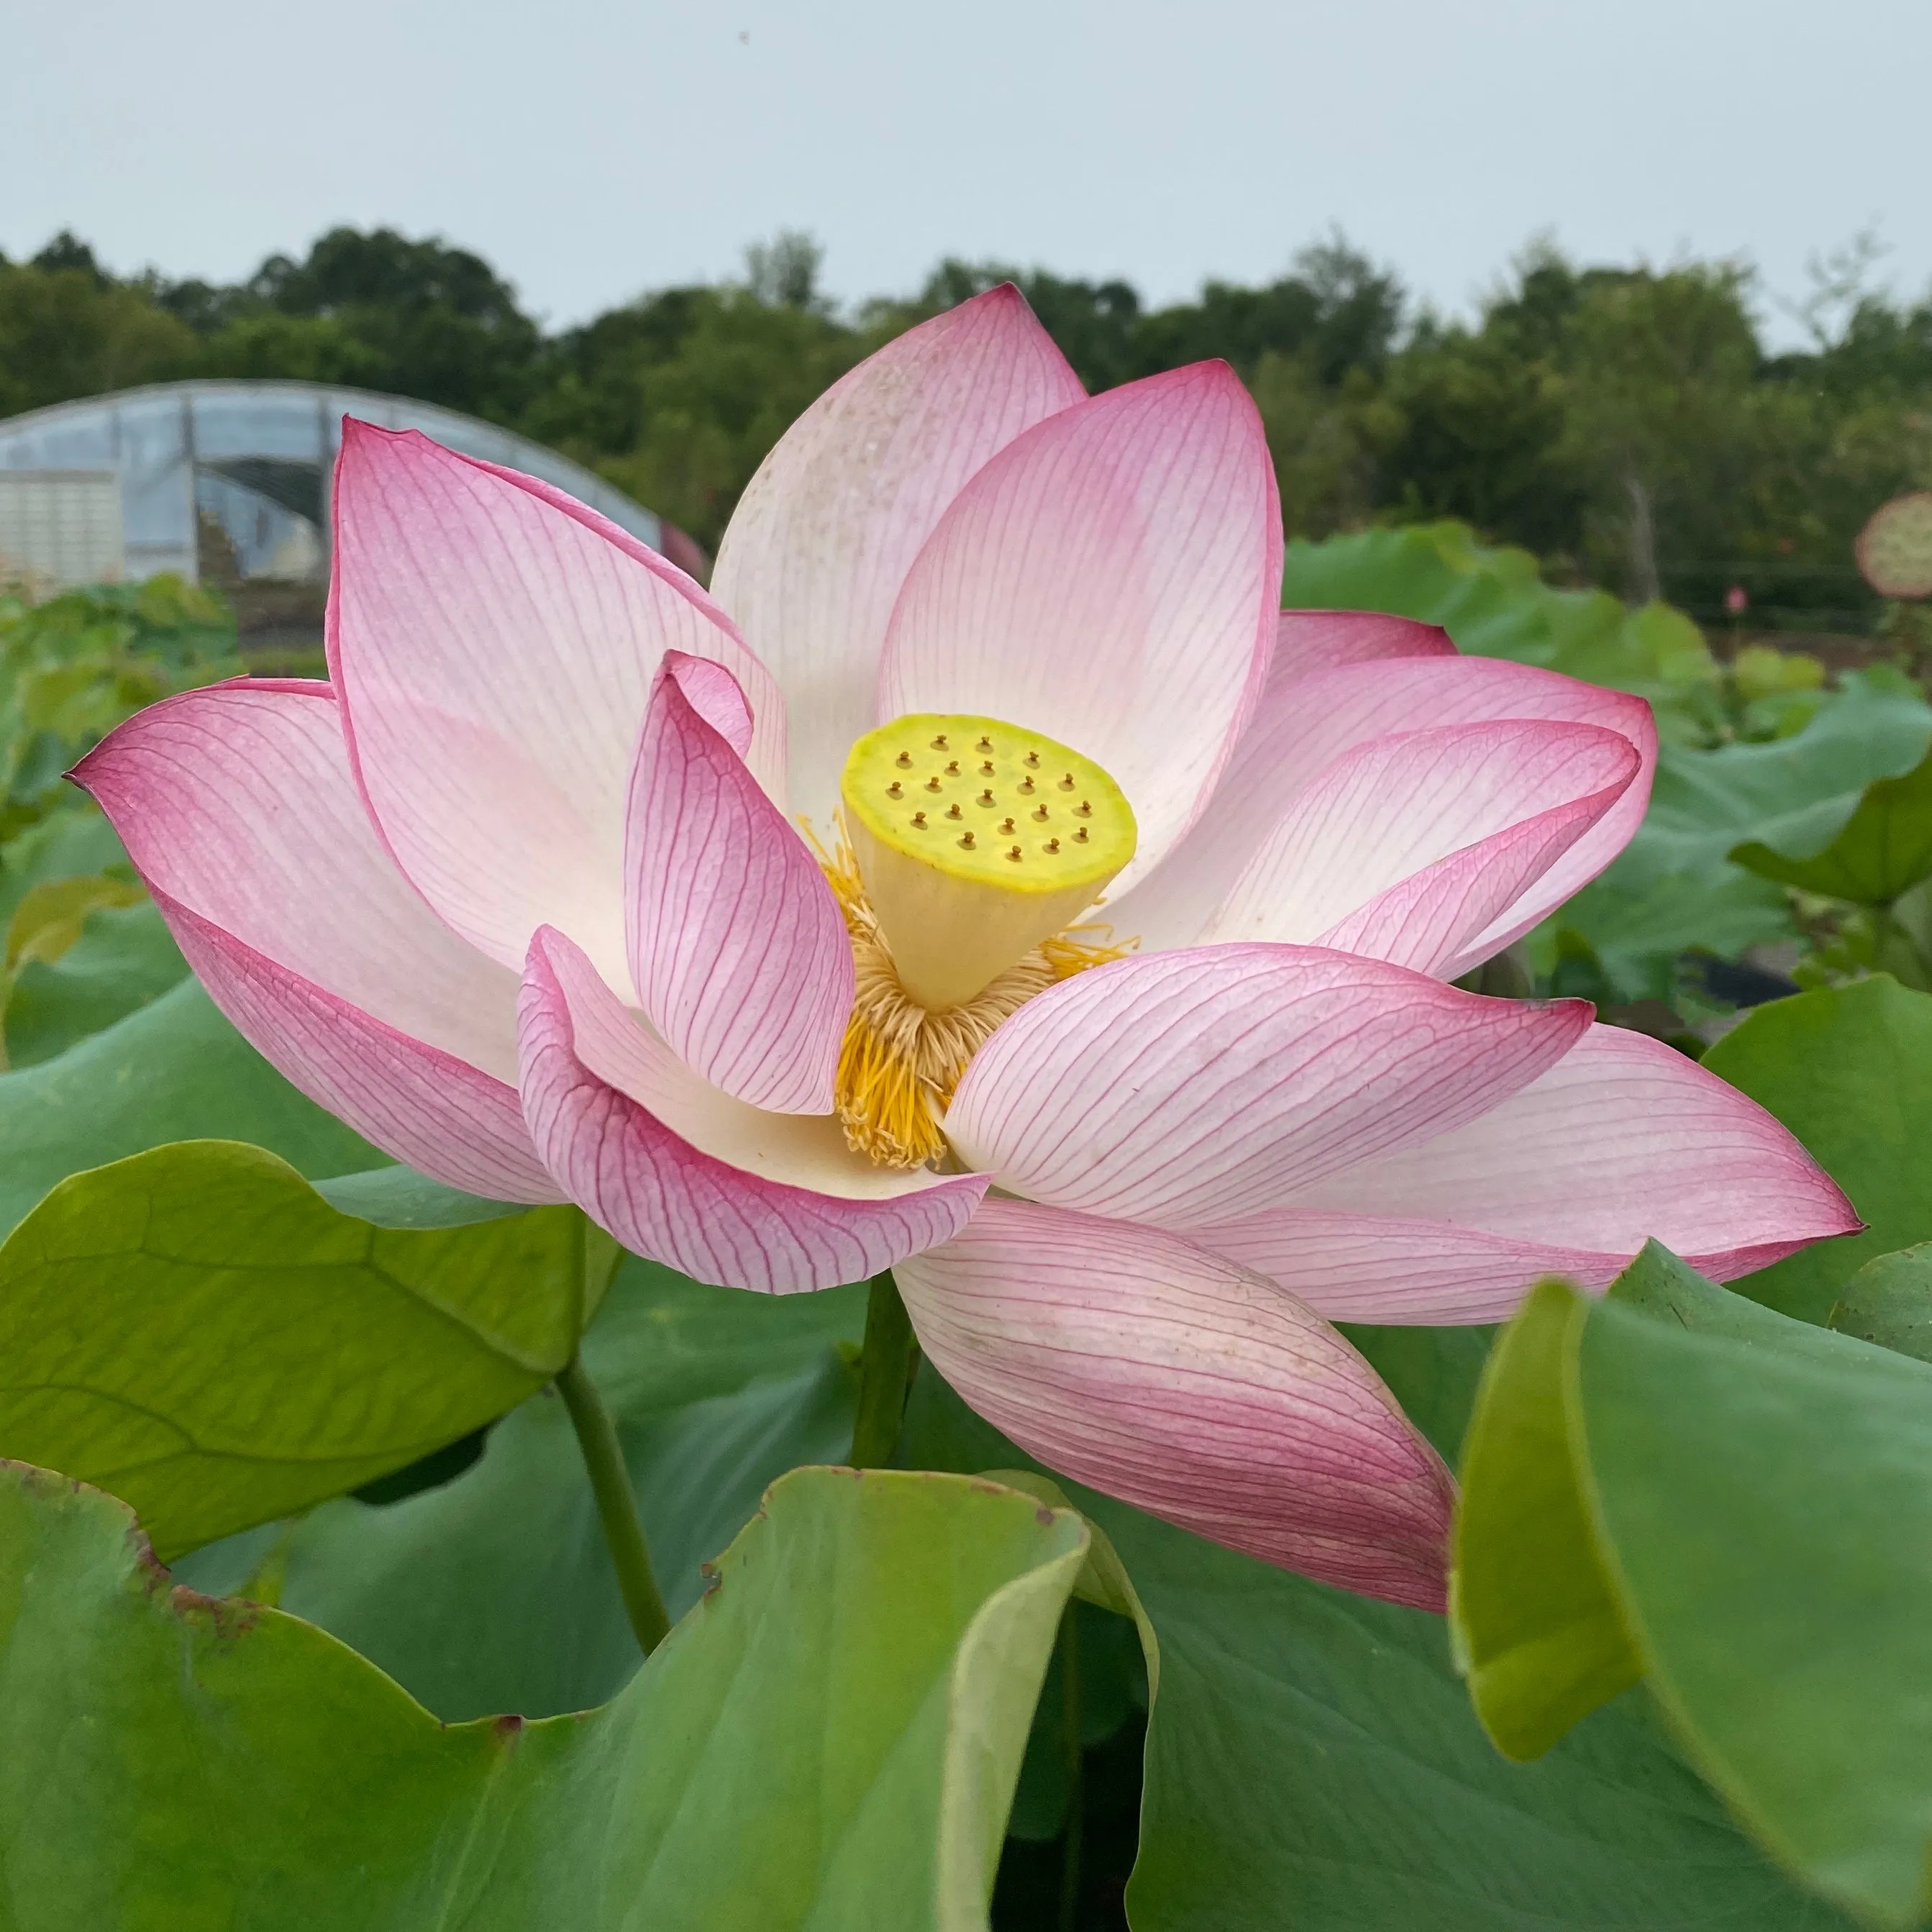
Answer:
xmin=0 ymin=380 xmax=693 ymax=601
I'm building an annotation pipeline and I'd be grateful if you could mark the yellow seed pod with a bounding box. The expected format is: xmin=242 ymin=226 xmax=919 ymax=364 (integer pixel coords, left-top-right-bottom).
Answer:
xmin=840 ymin=713 xmax=1136 ymax=1011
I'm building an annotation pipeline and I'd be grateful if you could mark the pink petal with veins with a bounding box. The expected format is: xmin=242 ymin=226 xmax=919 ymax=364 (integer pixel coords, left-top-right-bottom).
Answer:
xmin=1313 ymin=802 xmax=1623 ymax=982
xmin=946 ymin=945 xmax=1591 ymax=1226
xmin=625 ymin=655 xmax=852 ymax=1112
xmin=896 ymin=1198 xmax=1454 ymax=1610
xmin=712 ymin=286 xmax=1083 ymax=831
xmin=657 ymin=649 xmax=755 ymax=757
xmin=1272 ymin=609 xmax=1457 ymax=681
xmin=1195 ymin=1209 xmax=1818 ymax=1326
xmin=1200 ymin=718 xmax=1639 ymax=978
xmin=329 ymin=422 xmax=785 ymax=993
xmin=1112 ymin=654 xmax=1654 ymax=957
xmin=75 ymin=681 xmax=556 ymax=1198
xmin=518 ymin=927 xmax=983 ymax=1293
xmin=163 ymin=894 xmax=559 ymax=1200
xmin=1273 ymin=1022 xmax=1859 ymax=1298
xmin=880 ymin=361 xmax=1280 ymax=888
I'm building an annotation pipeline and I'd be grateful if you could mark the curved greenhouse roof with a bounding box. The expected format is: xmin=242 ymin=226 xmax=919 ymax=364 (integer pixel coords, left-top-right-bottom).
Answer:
xmin=0 ymin=380 xmax=697 ymax=596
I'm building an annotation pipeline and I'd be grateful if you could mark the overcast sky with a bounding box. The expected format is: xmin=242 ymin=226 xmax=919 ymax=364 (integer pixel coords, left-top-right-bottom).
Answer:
xmin=7 ymin=0 xmax=1927 ymax=344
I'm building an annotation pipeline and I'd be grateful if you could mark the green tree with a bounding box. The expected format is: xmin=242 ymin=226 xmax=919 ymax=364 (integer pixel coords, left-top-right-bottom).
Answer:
xmin=1374 ymin=318 xmax=1583 ymax=560
xmin=911 ymin=234 xmax=1401 ymax=396
xmin=588 ymin=288 xmax=868 ymax=553
xmin=0 ymin=260 xmax=198 ymax=419
xmin=1553 ymin=262 xmax=1763 ymax=600
xmin=6 ymin=221 xmax=1932 ymax=635
xmin=201 ymin=311 xmax=387 ymax=388
xmin=200 ymin=227 xmax=542 ymax=421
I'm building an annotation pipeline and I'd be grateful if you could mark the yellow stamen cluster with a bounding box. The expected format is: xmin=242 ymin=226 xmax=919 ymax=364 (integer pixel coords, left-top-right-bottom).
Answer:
xmin=815 ymin=827 xmax=1129 ymax=1168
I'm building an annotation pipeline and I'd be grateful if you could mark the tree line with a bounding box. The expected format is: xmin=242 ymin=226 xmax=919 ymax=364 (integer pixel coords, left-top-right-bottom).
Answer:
xmin=4 ymin=224 xmax=1929 ymax=632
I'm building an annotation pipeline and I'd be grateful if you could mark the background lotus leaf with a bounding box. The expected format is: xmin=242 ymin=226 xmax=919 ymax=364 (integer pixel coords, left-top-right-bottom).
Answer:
xmin=1705 ymin=978 xmax=1932 ymax=1322
xmin=0 ymin=1139 xmax=608 ymax=1558
xmin=1731 ymin=743 xmax=1932 ymax=905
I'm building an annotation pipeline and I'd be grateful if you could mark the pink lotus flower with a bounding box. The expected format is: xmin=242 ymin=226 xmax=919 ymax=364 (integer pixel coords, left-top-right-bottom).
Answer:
xmin=76 ymin=290 xmax=1856 ymax=1611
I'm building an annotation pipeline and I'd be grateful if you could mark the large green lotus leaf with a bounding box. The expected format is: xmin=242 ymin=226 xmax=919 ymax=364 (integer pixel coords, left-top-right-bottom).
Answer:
xmin=1731 ymin=742 xmax=1932 ymax=904
xmin=0 ymin=808 xmax=187 ymax=1062
xmin=1625 ymin=672 xmax=1932 ymax=891
xmin=963 ymin=1464 xmax=1159 ymax=1846
xmin=1531 ymin=867 xmax=1793 ymax=1003
xmin=0 ymin=975 xmax=382 ymax=1238
xmin=0 ymin=1138 xmax=604 ymax=1559
xmin=1703 ymin=978 xmax=1932 ymax=1321
xmin=0 ymin=1458 xmax=1085 ymax=1932
xmin=178 ymin=1263 xmax=1159 ymax=1897
xmin=1447 ymin=1283 xmax=1639 ymax=1760
xmin=1277 ymin=521 xmax=1716 ymax=702
xmin=4 ymin=896 xmax=188 ymax=1066
xmin=1 ymin=867 xmax=142 ymax=967
xmin=1454 ymin=1243 xmax=1932 ymax=1928
xmin=1108 ymin=1505 xmax=1843 ymax=1932
xmin=897 ymin=1352 xmax=1841 ymax=1931
xmin=1828 ymin=1241 xmax=1932 ymax=1364
xmin=0 ymin=806 xmax=128 ymax=924
xmin=1544 ymin=670 xmax=1932 ymax=987
xmin=173 ymin=1257 xmax=872 ymax=1723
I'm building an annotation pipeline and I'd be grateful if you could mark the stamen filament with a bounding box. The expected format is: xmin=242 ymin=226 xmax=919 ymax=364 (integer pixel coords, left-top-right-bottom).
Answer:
xmin=812 ymin=824 xmax=1129 ymax=1168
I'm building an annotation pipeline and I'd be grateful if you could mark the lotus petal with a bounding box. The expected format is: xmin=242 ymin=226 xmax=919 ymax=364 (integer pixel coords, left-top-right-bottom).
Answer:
xmin=895 ymin=1198 xmax=1454 ymax=1609
xmin=1199 ymin=719 xmax=1639 ymax=978
xmin=1272 ymin=609 xmax=1457 ymax=680
xmin=712 ymin=286 xmax=1083 ymax=831
xmin=626 ymin=655 xmax=852 ymax=1112
xmin=1111 ymin=653 xmax=1654 ymax=956
xmin=945 ymin=945 xmax=1590 ymax=1226
xmin=161 ymin=896 xmax=557 ymax=1200
xmin=879 ymin=362 xmax=1280 ymax=887
xmin=518 ymin=927 xmax=985 ymax=1293
xmin=75 ymin=681 xmax=556 ymax=1199
xmin=329 ymin=422 xmax=784 ymax=991
xmin=1272 ymin=1021 xmax=1859 ymax=1296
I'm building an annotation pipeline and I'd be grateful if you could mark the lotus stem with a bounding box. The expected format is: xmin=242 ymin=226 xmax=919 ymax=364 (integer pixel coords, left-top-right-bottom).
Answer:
xmin=555 ymin=1352 xmax=671 ymax=1657
xmin=1058 ymin=1603 xmax=1085 ymax=1932
xmin=849 ymin=1270 xmax=919 ymax=1468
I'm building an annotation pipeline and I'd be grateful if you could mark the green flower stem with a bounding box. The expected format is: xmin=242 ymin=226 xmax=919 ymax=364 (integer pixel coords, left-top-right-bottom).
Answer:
xmin=1058 ymin=1603 xmax=1085 ymax=1932
xmin=1871 ymin=901 xmax=1899 ymax=960
xmin=1870 ymin=901 xmax=1932 ymax=990
xmin=849 ymin=1270 xmax=919 ymax=1469
xmin=555 ymin=1352 xmax=671 ymax=1657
